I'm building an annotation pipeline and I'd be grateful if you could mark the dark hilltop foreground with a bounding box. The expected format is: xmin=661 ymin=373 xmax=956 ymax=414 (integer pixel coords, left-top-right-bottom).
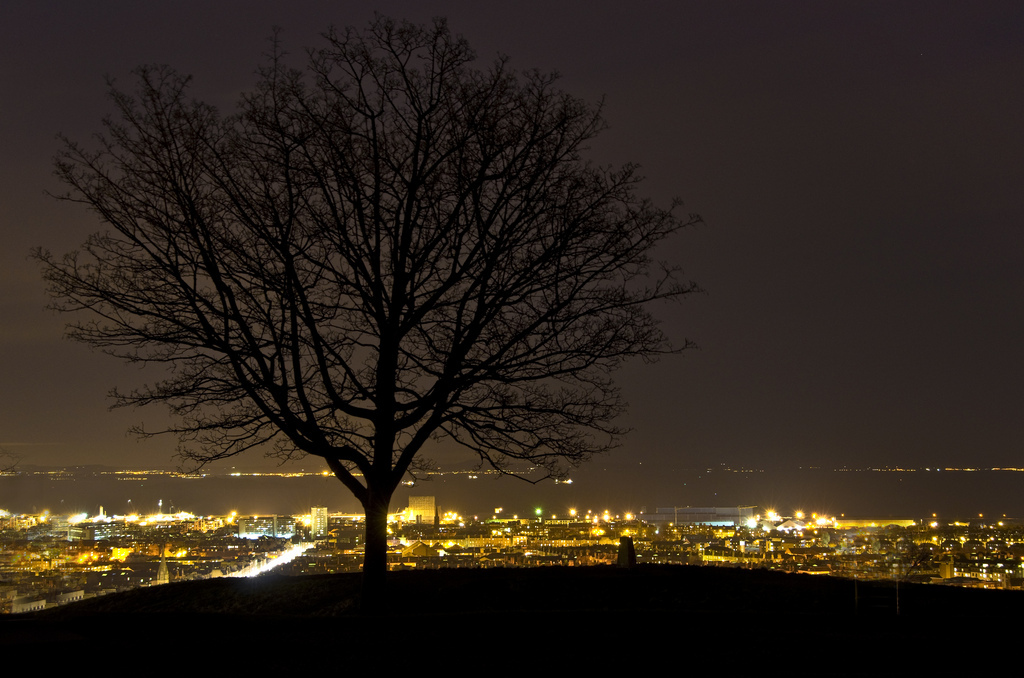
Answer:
xmin=3 ymin=565 xmax=1012 ymax=673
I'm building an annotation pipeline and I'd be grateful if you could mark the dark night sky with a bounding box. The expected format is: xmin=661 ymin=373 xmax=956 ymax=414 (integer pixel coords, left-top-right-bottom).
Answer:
xmin=3 ymin=1 xmax=1023 ymax=490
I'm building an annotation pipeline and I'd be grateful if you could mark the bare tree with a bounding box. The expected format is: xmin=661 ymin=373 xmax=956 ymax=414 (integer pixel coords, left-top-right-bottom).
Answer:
xmin=0 ymin=448 xmax=18 ymax=473
xmin=37 ymin=16 xmax=700 ymax=591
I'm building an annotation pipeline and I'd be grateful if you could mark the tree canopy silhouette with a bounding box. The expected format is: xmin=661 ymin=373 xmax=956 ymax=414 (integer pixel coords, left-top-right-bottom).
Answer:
xmin=37 ymin=16 xmax=700 ymax=585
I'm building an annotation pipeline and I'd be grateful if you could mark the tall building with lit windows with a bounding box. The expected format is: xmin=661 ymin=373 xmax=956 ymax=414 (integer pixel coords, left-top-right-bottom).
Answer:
xmin=408 ymin=496 xmax=436 ymax=525
xmin=311 ymin=506 xmax=329 ymax=538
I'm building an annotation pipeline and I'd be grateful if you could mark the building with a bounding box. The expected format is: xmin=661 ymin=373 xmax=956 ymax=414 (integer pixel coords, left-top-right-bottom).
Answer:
xmin=311 ymin=506 xmax=329 ymax=538
xmin=407 ymin=496 xmax=436 ymax=525
xmin=237 ymin=515 xmax=296 ymax=539
xmin=640 ymin=506 xmax=758 ymax=527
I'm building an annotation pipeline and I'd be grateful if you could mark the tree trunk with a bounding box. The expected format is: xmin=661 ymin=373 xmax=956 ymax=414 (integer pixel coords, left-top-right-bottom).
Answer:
xmin=361 ymin=490 xmax=391 ymax=609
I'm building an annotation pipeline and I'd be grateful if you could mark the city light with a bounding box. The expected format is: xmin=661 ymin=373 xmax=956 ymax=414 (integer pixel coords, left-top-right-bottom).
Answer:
xmin=5 ymin=495 xmax=1024 ymax=614
xmin=226 ymin=543 xmax=313 ymax=578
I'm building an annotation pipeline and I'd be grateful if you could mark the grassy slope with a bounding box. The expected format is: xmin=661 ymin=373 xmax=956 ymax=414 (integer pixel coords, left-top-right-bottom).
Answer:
xmin=2 ymin=566 xmax=1011 ymax=672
